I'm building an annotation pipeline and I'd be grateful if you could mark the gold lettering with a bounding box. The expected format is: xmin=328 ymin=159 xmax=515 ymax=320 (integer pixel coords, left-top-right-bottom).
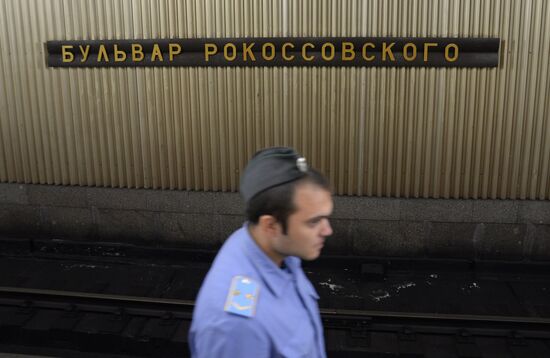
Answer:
xmin=362 ymin=43 xmax=375 ymax=61
xmin=224 ymin=43 xmax=237 ymax=61
xmin=445 ymin=43 xmax=459 ymax=62
xmin=243 ymin=42 xmax=256 ymax=61
xmin=382 ymin=42 xmax=395 ymax=61
xmin=151 ymin=44 xmax=164 ymax=61
xmin=321 ymin=43 xmax=335 ymax=61
xmin=342 ymin=42 xmax=355 ymax=61
xmin=302 ymin=43 xmax=314 ymax=61
xmin=282 ymin=43 xmax=295 ymax=61
xmin=423 ymin=42 xmax=438 ymax=62
xmin=204 ymin=43 xmax=218 ymax=61
xmin=61 ymin=45 xmax=74 ymax=63
xmin=132 ymin=44 xmax=144 ymax=62
xmin=97 ymin=45 xmax=109 ymax=62
xmin=114 ymin=44 xmax=127 ymax=62
xmin=403 ymin=43 xmax=417 ymax=62
xmin=79 ymin=45 xmax=90 ymax=62
xmin=262 ymin=43 xmax=275 ymax=61
xmin=169 ymin=43 xmax=182 ymax=61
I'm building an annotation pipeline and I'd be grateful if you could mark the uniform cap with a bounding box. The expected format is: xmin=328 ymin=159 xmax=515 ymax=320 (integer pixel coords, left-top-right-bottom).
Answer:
xmin=240 ymin=147 xmax=308 ymax=203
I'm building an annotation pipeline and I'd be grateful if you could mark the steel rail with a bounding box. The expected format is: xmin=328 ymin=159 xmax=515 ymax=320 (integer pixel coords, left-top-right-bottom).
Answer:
xmin=0 ymin=286 xmax=195 ymax=306
xmin=0 ymin=286 xmax=194 ymax=320
xmin=320 ymin=307 xmax=550 ymax=324
xmin=1 ymin=286 xmax=550 ymax=339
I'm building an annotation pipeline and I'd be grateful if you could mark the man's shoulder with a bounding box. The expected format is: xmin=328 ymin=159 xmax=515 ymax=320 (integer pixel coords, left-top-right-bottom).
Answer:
xmin=193 ymin=228 xmax=258 ymax=316
xmin=210 ymin=228 xmax=253 ymax=274
xmin=192 ymin=272 xmax=266 ymax=336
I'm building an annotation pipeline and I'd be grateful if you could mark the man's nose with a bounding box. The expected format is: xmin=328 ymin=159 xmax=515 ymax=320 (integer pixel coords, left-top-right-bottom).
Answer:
xmin=322 ymin=219 xmax=333 ymax=236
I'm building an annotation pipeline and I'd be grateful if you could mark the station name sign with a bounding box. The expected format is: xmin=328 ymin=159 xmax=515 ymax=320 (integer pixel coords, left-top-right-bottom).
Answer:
xmin=47 ymin=37 xmax=500 ymax=68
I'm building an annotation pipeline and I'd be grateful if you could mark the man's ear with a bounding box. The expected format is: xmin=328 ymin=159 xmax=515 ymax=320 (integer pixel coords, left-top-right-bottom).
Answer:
xmin=257 ymin=215 xmax=282 ymax=237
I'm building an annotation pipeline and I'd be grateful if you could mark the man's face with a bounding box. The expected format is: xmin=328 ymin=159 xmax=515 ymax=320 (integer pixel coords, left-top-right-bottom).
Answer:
xmin=273 ymin=182 xmax=333 ymax=261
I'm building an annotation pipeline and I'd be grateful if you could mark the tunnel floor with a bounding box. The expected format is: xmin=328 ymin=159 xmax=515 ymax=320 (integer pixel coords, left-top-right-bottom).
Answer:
xmin=1 ymin=237 xmax=550 ymax=357
xmin=1 ymin=237 xmax=549 ymax=318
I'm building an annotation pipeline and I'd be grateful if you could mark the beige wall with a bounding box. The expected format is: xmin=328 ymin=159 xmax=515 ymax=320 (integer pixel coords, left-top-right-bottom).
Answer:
xmin=1 ymin=0 xmax=549 ymax=199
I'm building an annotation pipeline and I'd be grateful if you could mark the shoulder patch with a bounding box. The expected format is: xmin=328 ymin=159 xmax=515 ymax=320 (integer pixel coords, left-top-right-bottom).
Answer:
xmin=224 ymin=275 xmax=260 ymax=318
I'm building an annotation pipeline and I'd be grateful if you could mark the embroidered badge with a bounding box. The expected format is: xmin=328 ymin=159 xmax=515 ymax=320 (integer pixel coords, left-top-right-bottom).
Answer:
xmin=224 ymin=275 xmax=260 ymax=317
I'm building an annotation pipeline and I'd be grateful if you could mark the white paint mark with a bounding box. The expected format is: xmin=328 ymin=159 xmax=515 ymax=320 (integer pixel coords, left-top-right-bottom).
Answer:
xmin=394 ymin=282 xmax=416 ymax=292
xmin=63 ymin=263 xmax=106 ymax=269
xmin=319 ymin=278 xmax=343 ymax=291
xmin=370 ymin=290 xmax=391 ymax=302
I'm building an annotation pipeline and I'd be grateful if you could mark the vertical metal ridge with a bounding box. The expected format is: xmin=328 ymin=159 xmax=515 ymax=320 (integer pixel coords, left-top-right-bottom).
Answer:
xmin=500 ymin=0 xmax=519 ymax=199
xmin=354 ymin=3 xmax=367 ymax=197
xmin=536 ymin=0 xmax=550 ymax=199
xmin=506 ymin=0 xmax=528 ymax=199
xmin=69 ymin=0 xmax=86 ymax=186
xmin=0 ymin=0 xmax=13 ymax=182
xmin=424 ymin=68 xmax=437 ymax=198
xmin=3 ymin=0 xmax=27 ymax=182
xmin=521 ymin=0 xmax=543 ymax=199
xmin=22 ymin=0 xmax=45 ymax=184
xmin=14 ymin=0 xmax=35 ymax=183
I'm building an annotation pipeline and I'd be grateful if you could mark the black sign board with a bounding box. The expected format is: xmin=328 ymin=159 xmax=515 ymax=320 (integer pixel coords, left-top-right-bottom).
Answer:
xmin=47 ymin=37 xmax=500 ymax=68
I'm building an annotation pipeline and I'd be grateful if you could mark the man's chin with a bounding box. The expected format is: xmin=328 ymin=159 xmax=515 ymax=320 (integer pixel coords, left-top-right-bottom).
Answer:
xmin=301 ymin=250 xmax=322 ymax=261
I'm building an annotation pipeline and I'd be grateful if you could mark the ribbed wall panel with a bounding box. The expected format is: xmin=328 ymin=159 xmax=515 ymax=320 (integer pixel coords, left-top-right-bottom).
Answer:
xmin=0 ymin=0 xmax=549 ymax=198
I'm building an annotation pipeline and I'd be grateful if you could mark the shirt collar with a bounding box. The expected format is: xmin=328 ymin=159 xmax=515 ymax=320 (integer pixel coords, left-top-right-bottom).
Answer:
xmin=241 ymin=224 xmax=294 ymax=297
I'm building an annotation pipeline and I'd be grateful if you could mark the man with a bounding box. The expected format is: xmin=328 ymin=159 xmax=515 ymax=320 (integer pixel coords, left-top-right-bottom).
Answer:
xmin=189 ymin=147 xmax=333 ymax=357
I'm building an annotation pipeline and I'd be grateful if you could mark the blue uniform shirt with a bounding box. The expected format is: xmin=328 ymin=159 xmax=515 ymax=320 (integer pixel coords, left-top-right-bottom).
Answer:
xmin=189 ymin=225 xmax=326 ymax=358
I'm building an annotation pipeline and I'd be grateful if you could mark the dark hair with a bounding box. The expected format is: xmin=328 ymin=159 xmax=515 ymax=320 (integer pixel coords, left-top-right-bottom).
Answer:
xmin=245 ymin=169 xmax=330 ymax=234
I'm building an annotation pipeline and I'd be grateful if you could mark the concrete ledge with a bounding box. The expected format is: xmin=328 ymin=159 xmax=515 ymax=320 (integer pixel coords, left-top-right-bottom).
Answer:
xmin=351 ymin=221 xmax=427 ymax=257
xmin=426 ymin=223 xmax=477 ymax=259
xmin=28 ymin=185 xmax=88 ymax=208
xmin=332 ymin=197 xmax=400 ymax=220
xmin=218 ymin=215 xmax=246 ymax=239
xmin=324 ymin=219 xmax=354 ymax=254
xmin=475 ymin=224 xmax=526 ymax=261
xmin=87 ymin=187 xmax=148 ymax=211
xmin=146 ymin=190 xmax=243 ymax=214
xmin=400 ymin=199 xmax=474 ymax=222
xmin=96 ymin=209 xmax=157 ymax=242
xmin=157 ymin=212 xmax=220 ymax=246
xmin=0 ymin=183 xmax=28 ymax=205
xmin=0 ymin=203 xmax=40 ymax=237
xmin=532 ymin=225 xmax=550 ymax=261
xmin=40 ymin=207 xmax=95 ymax=240
xmin=0 ymin=183 xmax=549 ymax=260
xmin=519 ymin=201 xmax=550 ymax=224
xmin=472 ymin=201 xmax=519 ymax=223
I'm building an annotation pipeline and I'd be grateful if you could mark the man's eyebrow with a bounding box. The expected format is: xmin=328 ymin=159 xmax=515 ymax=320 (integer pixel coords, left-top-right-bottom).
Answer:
xmin=306 ymin=215 xmax=330 ymax=223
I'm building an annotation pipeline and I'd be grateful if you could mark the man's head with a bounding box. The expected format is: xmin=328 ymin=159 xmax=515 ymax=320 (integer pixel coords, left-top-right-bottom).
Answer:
xmin=241 ymin=147 xmax=333 ymax=262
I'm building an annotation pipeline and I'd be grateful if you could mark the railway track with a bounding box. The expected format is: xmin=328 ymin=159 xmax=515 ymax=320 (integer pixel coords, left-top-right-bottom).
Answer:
xmin=1 ymin=286 xmax=550 ymax=357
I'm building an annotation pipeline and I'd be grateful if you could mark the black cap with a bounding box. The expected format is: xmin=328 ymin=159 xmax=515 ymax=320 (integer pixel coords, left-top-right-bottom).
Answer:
xmin=240 ymin=147 xmax=309 ymax=203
